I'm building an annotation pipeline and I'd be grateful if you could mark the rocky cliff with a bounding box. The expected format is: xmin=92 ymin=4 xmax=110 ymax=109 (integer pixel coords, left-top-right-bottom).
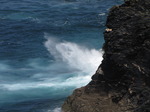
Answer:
xmin=62 ymin=0 xmax=150 ymax=112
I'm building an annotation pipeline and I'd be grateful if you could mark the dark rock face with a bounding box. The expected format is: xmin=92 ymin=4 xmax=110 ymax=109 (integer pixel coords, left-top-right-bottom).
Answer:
xmin=62 ymin=0 xmax=150 ymax=112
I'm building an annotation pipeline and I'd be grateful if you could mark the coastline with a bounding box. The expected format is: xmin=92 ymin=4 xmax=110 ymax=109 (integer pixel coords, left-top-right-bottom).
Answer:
xmin=62 ymin=0 xmax=150 ymax=112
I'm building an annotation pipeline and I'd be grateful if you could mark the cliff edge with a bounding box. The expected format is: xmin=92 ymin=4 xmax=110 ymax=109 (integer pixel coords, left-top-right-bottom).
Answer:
xmin=62 ymin=0 xmax=150 ymax=112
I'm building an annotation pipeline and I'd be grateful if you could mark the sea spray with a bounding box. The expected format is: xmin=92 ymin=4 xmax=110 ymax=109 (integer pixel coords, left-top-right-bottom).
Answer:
xmin=0 ymin=34 xmax=103 ymax=91
xmin=44 ymin=34 xmax=103 ymax=74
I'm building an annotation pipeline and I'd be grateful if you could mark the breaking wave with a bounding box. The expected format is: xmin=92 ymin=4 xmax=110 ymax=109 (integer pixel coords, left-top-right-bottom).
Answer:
xmin=0 ymin=34 xmax=103 ymax=91
xmin=44 ymin=33 xmax=103 ymax=74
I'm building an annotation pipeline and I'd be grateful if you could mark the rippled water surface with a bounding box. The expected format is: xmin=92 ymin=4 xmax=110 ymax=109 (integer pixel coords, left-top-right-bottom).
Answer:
xmin=0 ymin=0 xmax=123 ymax=111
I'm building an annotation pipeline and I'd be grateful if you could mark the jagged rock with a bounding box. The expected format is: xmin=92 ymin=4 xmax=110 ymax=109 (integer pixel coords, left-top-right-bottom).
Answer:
xmin=62 ymin=0 xmax=150 ymax=112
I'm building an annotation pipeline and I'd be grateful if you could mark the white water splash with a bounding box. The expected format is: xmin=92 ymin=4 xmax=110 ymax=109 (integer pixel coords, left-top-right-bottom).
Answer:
xmin=47 ymin=107 xmax=61 ymax=112
xmin=53 ymin=108 xmax=61 ymax=112
xmin=0 ymin=34 xmax=103 ymax=91
xmin=44 ymin=34 xmax=103 ymax=74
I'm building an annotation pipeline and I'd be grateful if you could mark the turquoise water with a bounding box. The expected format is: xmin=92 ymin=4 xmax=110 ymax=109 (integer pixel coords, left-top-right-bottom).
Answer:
xmin=0 ymin=0 xmax=123 ymax=111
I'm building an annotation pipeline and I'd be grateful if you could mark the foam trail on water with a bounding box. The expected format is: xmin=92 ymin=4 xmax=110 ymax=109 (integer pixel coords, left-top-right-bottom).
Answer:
xmin=1 ymin=75 xmax=91 ymax=91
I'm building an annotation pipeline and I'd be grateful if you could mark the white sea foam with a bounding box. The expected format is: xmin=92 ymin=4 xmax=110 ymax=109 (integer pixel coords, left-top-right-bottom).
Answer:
xmin=52 ymin=107 xmax=61 ymax=112
xmin=0 ymin=34 xmax=103 ymax=91
xmin=47 ymin=107 xmax=61 ymax=112
xmin=44 ymin=33 xmax=103 ymax=74
xmin=98 ymin=13 xmax=106 ymax=16
xmin=1 ymin=74 xmax=91 ymax=91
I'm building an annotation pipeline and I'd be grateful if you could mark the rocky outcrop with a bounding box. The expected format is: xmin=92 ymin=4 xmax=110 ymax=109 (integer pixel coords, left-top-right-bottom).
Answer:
xmin=62 ymin=0 xmax=150 ymax=112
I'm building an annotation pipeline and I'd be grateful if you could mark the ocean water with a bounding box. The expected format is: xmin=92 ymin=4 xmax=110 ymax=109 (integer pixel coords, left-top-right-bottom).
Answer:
xmin=0 ymin=0 xmax=123 ymax=112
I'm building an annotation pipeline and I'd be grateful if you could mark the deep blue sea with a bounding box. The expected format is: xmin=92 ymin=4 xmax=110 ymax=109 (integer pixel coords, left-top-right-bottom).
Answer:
xmin=0 ymin=0 xmax=123 ymax=112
